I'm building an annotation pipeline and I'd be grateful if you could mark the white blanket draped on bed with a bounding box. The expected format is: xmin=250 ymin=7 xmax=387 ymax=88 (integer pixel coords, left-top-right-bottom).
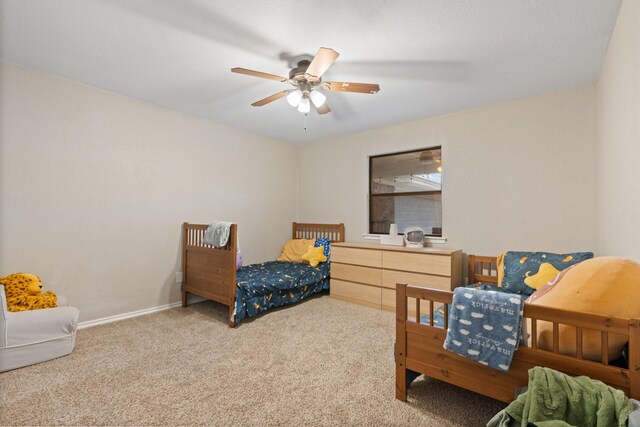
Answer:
xmin=203 ymin=221 xmax=234 ymax=248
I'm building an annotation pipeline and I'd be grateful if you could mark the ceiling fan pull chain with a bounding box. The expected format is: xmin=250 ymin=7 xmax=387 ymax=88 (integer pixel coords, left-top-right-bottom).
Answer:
xmin=304 ymin=113 xmax=308 ymax=131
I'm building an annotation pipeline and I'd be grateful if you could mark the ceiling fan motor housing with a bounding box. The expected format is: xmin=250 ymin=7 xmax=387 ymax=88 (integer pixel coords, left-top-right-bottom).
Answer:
xmin=289 ymin=60 xmax=316 ymax=82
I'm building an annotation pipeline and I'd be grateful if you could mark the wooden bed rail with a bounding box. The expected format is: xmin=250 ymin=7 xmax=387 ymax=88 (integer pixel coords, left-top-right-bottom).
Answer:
xmin=396 ymin=282 xmax=640 ymax=402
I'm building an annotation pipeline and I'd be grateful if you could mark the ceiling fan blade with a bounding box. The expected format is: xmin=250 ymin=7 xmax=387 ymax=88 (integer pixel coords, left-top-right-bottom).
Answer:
xmin=313 ymin=102 xmax=331 ymax=115
xmin=231 ymin=67 xmax=288 ymax=82
xmin=323 ymin=81 xmax=380 ymax=94
xmin=304 ymin=47 xmax=339 ymax=82
xmin=251 ymin=90 xmax=290 ymax=107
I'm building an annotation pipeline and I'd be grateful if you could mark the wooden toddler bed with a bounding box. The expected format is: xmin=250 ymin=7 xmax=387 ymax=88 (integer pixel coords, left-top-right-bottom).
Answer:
xmin=182 ymin=222 xmax=344 ymax=327
xmin=396 ymin=255 xmax=640 ymax=402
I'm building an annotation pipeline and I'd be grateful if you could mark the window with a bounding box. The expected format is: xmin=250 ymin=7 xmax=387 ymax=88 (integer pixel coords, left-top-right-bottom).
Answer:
xmin=369 ymin=147 xmax=442 ymax=236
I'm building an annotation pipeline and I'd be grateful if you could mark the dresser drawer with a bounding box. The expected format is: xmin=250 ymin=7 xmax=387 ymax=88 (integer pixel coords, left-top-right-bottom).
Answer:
xmin=381 ymin=269 xmax=451 ymax=290
xmin=331 ymin=263 xmax=381 ymax=287
xmin=332 ymin=247 xmax=382 ymax=268
xmin=330 ymin=279 xmax=381 ymax=309
xmin=330 ymin=243 xmax=461 ymax=313
xmin=382 ymin=251 xmax=451 ymax=276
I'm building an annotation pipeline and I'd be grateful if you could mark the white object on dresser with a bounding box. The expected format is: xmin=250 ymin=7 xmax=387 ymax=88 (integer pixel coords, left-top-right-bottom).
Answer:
xmin=329 ymin=242 xmax=462 ymax=315
xmin=380 ymin=234 xmax=404 ymax=246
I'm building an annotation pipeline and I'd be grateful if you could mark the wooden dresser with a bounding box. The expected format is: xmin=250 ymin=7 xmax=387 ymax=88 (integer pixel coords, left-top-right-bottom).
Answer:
xmin=330 ymin=242 xmax=463 ymax=313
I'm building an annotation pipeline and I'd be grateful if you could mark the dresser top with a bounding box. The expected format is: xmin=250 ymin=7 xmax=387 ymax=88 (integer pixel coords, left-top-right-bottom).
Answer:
xmin=333 ymin=242 xmax=461 ymax=255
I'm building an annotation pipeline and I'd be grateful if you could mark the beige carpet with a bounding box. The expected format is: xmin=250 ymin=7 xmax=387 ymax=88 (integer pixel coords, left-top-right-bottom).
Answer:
xmin=0 ymin=295 xmax=505 ymax=426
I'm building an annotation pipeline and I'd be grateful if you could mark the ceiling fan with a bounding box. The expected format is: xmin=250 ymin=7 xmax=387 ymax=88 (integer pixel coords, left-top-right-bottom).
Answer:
xmin=231 ymin=47 xmax=380 ymax=115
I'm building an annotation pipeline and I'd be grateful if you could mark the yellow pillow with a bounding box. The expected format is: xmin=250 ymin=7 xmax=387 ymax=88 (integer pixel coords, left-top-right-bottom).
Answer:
xmin=523 ymin=262 xmax=560 ymax=290
xmin=276 ymin=239 xmax=315 ymax=263
xmin=301 ymin=245 xmax=327 ymax=267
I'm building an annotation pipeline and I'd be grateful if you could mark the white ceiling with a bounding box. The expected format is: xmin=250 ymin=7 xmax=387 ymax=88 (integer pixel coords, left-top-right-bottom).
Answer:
xmin=0 ymin=0 xmax=622 ymax=144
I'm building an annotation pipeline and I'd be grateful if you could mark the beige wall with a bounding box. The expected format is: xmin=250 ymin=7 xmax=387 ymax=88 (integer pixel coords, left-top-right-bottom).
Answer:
xmin=1 ymin=47 xmax=614 ymax=322
xmin=0 ymin=61 xmax=298 ymax=322
xmin=298 ymin=85 xmax=598 ymax=258
xmin=596 ymin=0 xmax=640 ymax=260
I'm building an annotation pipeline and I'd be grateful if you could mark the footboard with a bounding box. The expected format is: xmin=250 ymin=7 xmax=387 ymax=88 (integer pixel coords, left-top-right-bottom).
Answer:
xmin=396 ymin=283 xmax=640 ymax=402
xmin=182 ymin=223 xmax=237 ymax=326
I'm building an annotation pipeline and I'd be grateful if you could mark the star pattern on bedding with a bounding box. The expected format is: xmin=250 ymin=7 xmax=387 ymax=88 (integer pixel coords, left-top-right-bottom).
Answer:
xmin=234 ymin=261 xmax=330 ymax=324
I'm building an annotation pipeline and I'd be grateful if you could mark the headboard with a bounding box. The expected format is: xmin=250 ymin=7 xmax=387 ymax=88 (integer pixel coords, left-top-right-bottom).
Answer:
xmin=292 ymin=222 xmax=345 ymax=243
xmin=467 ymin=254 xmax=499 ymax=285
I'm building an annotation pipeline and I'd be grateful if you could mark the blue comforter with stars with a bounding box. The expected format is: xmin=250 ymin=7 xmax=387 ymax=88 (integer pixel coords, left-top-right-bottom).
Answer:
xmin=234 ymin=261 xmax=330 ymax=324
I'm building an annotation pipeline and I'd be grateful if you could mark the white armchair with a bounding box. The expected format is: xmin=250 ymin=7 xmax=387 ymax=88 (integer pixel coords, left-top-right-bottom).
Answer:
xmin=0 ymin=286 xmax=79 ymax=372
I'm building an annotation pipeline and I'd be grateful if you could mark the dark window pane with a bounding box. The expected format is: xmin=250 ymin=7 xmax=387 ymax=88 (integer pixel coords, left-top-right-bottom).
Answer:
xmin=371 ymin=148 xmax=441 ymax=194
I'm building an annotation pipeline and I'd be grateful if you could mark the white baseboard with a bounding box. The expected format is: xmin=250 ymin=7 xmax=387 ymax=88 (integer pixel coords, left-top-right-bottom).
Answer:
xmin=78 ymin=295 xmax=206 ymax=329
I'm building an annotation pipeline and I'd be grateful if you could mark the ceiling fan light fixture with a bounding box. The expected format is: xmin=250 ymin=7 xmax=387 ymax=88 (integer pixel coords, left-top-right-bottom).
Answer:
xmin=297 ymin=97 xmax=311 ymax=113
xmin=309 ymin=90 xmax=326 ymax=108
xmin=286 ymin=89 xmax=303 ymax=107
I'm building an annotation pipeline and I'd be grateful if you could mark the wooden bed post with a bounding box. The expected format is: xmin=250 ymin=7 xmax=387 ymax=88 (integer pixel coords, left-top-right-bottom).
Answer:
xmin=467 ymin=254 xmax=476 ymax=286
xmin=227 ymin=223 xmax=238 ymax=328
xmin=396 ymin=282 xmax=408 ymax=401
xmin=182 ymin=222 xmax=188 ymax=308
xmin=629 ymin=319 xmax=640 ymax=399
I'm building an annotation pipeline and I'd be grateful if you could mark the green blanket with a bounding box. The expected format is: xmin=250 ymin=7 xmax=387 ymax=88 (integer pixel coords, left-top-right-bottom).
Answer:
xmin=487 ymin=367 xmax=632 ymax=427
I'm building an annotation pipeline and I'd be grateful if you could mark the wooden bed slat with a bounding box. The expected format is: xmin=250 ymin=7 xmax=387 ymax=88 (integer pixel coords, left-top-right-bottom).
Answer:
xmin=602 ymin=332 xmax=609 ymax=365
xmin=577 ymin=327 xmax=584 ymax=360
xmin=443 ymin=304 xmax=449 ymax=330
xmin=429 ymin=300 xmax=434 ymax=326
xmin=396 ymin=282 xmax=408 ymax=401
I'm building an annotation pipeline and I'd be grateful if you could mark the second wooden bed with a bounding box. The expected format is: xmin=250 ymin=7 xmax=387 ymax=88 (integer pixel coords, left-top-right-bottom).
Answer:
xmin=396 ymin=255 xmax=640 ymax=402
xmin=182 ymin=222 xmax=345 ymax=327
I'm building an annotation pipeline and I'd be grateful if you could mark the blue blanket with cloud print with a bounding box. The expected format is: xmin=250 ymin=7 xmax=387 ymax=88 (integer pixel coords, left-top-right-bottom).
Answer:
xmin=443 ymin=287 xmax=526 ymax=371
